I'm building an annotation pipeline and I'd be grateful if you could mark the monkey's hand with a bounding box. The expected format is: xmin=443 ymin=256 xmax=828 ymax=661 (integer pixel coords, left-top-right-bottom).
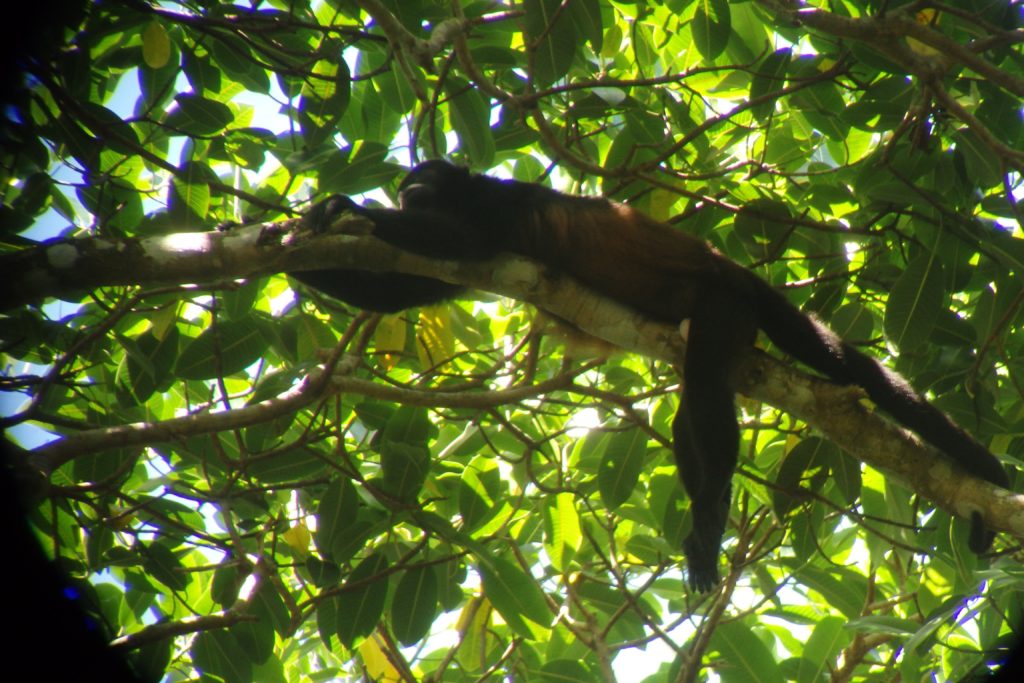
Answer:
xmin=302 ymin=195 xmax=374 ymax=236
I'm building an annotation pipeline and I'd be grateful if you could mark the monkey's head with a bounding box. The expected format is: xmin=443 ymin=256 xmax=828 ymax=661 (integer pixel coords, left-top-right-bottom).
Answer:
xmin=398 ymin=160 xmax=473 ymax=211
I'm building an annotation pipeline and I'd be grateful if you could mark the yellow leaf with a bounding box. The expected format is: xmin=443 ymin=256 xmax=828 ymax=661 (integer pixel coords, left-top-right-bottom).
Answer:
xmin=142 ymin=22 xmax=171 ymax=69
xmin=456 ymin=596 xmax=493 ymax=671
xmin=907 ymin=9 xmax=942 ymax=56
xmin=282 ymin=523 xmax=311 ymax=556
xmin=151 ymin=305 xmax=177 ymax=340
xmin=107 ymin=506 xmax=135 ymax=530
xmin=416 ymin=306 xmax=454 ymax=370
xmin=647 ymin=188 xmax=677 ymax=222
xmin=600 ymin=24 xmax=623 ymax=59
xmin=358 ymin=634 xmax=402 ymax=682
xmin=374 ymin=314 xmax=407 ymax=370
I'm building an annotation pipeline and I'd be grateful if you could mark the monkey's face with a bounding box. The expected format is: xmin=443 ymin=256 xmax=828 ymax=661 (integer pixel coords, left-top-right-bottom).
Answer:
xmin=398 ymin=160 xmax=470 ymax=212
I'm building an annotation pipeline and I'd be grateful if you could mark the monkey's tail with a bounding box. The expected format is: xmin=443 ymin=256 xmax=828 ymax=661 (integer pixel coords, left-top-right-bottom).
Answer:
xmin=741 ymin=267 xmax=1007 ymax=549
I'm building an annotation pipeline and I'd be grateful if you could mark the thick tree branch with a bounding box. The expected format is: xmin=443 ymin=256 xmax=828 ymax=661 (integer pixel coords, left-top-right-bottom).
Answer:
xmin=6 ymin=215 xmax=1022 ymax=543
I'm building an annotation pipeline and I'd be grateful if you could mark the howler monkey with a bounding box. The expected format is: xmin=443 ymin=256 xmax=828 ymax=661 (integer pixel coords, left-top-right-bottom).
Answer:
xmin=292 ymin=160 xmax=1009 ymax=592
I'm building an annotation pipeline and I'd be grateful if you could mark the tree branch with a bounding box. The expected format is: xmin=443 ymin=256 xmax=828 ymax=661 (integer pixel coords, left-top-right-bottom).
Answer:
xmin=26 ymin=355 xmax=594 ymax=474
xmin=754 ymin=1 xmax=1024 ymax=169
xmin=109 ymin=611 xmax=254 ymax=652
xmin=6 ymin=216 xmax=1022 ymax=542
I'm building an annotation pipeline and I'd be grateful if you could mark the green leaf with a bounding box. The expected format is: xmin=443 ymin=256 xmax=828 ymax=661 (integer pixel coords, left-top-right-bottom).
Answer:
xmin=844 ymin=614 xmax=918 ymax=636
xmin=842 ymin=76 xmax=914 ymax=132
xmin=544 ymin=492 xmax=582 ymax=571
xmin=773 ymin=437 xmax=840 ymax=517
xmin=131 ymin=638 xmax=172 ymax=683
xmin=750 ymin=48 xmax=791 ymax=121
xmin=79 ymin=102 xmax=141 ymax=154
xmin=182 ymin=50 xmax=221 ymax=95
xmin=175 ymin=319 xmax=267 ymax=379
xmin=660 ymin=487 xmax=690 ymax=549
xmin=884 ymin=255 xmax=945 ymax=352
xmin=976 ymin=89 xmax=1023 ymax=144
xmin=789 ymin=565 xmax=868 ymax=619
xmin=250 ymin=580 xmax=291 ymax=637
xmin=384 ymin=405 xmax=435 ymax=445
xmin=525 ymin=0 xmax=577 ymax=86
xmin=446 ymin=77 xmax=495 ymax=167
xmin=316 ymin=594 xmax=340 ymax=649
xmin=391 ymin=566 xmax=439 ymax=646
xmin=539 ymin=659 xmax=592 ymax=682
xmin=211 ymin=564 xmax=245 ymax=607
xmin=378 ymin=60 xmax=416 ymax=115
xmin=790 ymin=82 xmax=849 ymax=140
xmin=625 ymin=110 xmax=665 ymax=144
xmin=955 ymin=128 xmax=1003 ymax=189
xmin=458 ymin=461 xmax=499 ymax=532
xmin=829 ymin=303 xmax=876 ymax=343
xmin=478 ymin=555 xmax=550 ymax=638
xmin=567 ymin=0 xmax=603 ymax=52
xmin=142 ymin=540 xmax=189 ymax=591
xmin=709 ymin=619 xmax=784 ymax=683
xmin=121 ymin=327 xmax=179 ymax=403
xmin=301 ymin=59 xmax=351 ymax=116
xmin=598 ymin=428 xmax=648 ymax=509
xmin=318 ymin=141 xmax=398 ymax=195
xmin=169 ymin=161 xmax=215 ymax=222
xmin=209 ymin=34 xmax=269 ymax=93
xmin=734 ymin=198 xmax=792 ymax=261
xmin=246 ymin=446 xmax=327 ymax=484
xmin=306 ymin=556 xmax=342 ymax=587
xmin=354 ymin=400 xmax=397 ymax=430
xmin=315 ymin=477 xmax=360 ymax=561
xmin=191 ymin=630 xmax=253 ymax=683
xmin=336 ymin=552 xmax=390 ymax=648
xmin=165 ymin=93 xmax=233 ymax=136
xmin=692 ymin=0 xmax=732 ymax=61
xmin=832 ymin=450 xmax=862 ymax=507
xmin=796 ymin=616 xmax=849 ymax=683
xmin=230 ymin=613 xmax=274 ymax=664
xmin=380 ymin=441 xmax=430 ymax=501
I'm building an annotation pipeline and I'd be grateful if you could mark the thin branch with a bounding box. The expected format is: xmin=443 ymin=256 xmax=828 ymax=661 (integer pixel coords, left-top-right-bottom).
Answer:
xmin=109 ymin=611 xmax=255 ymax=651
xmin=753 ymin=1 xmax=1024 ymax=169
xmin=26 ymin=355 xmax=594 ymax=474
xmin=890 ymin=12 xmax=1024 ymax=97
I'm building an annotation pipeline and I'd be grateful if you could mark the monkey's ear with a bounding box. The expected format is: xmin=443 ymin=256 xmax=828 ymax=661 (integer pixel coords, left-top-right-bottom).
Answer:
xmin=302 ymin=195 xmax=362 ymax=233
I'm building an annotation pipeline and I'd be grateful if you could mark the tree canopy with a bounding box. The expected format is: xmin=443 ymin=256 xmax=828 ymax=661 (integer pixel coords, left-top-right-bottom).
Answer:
xmin=2 ymin=1 xmax=1023 ymax=681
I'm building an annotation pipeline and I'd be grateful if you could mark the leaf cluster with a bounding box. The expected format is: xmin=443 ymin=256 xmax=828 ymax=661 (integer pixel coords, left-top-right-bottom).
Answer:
xmin=2 ymin=1 xmax=1023 ymax=681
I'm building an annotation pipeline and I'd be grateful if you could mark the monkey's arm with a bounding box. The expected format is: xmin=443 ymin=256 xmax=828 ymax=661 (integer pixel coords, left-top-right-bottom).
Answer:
xmin=310 ymin=195 xmax=506 ymax=260
xmin=289 ymin=195 xmax=502 ymax=311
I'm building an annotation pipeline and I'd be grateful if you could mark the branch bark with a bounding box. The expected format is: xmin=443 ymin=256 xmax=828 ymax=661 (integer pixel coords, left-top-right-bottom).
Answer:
xmin=6 ymin=216 xmax=1022 ymax=543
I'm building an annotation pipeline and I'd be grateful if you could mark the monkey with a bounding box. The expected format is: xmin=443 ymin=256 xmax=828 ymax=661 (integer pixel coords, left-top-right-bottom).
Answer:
xmin=291 ymin=160 xmax=1009 ymax=592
